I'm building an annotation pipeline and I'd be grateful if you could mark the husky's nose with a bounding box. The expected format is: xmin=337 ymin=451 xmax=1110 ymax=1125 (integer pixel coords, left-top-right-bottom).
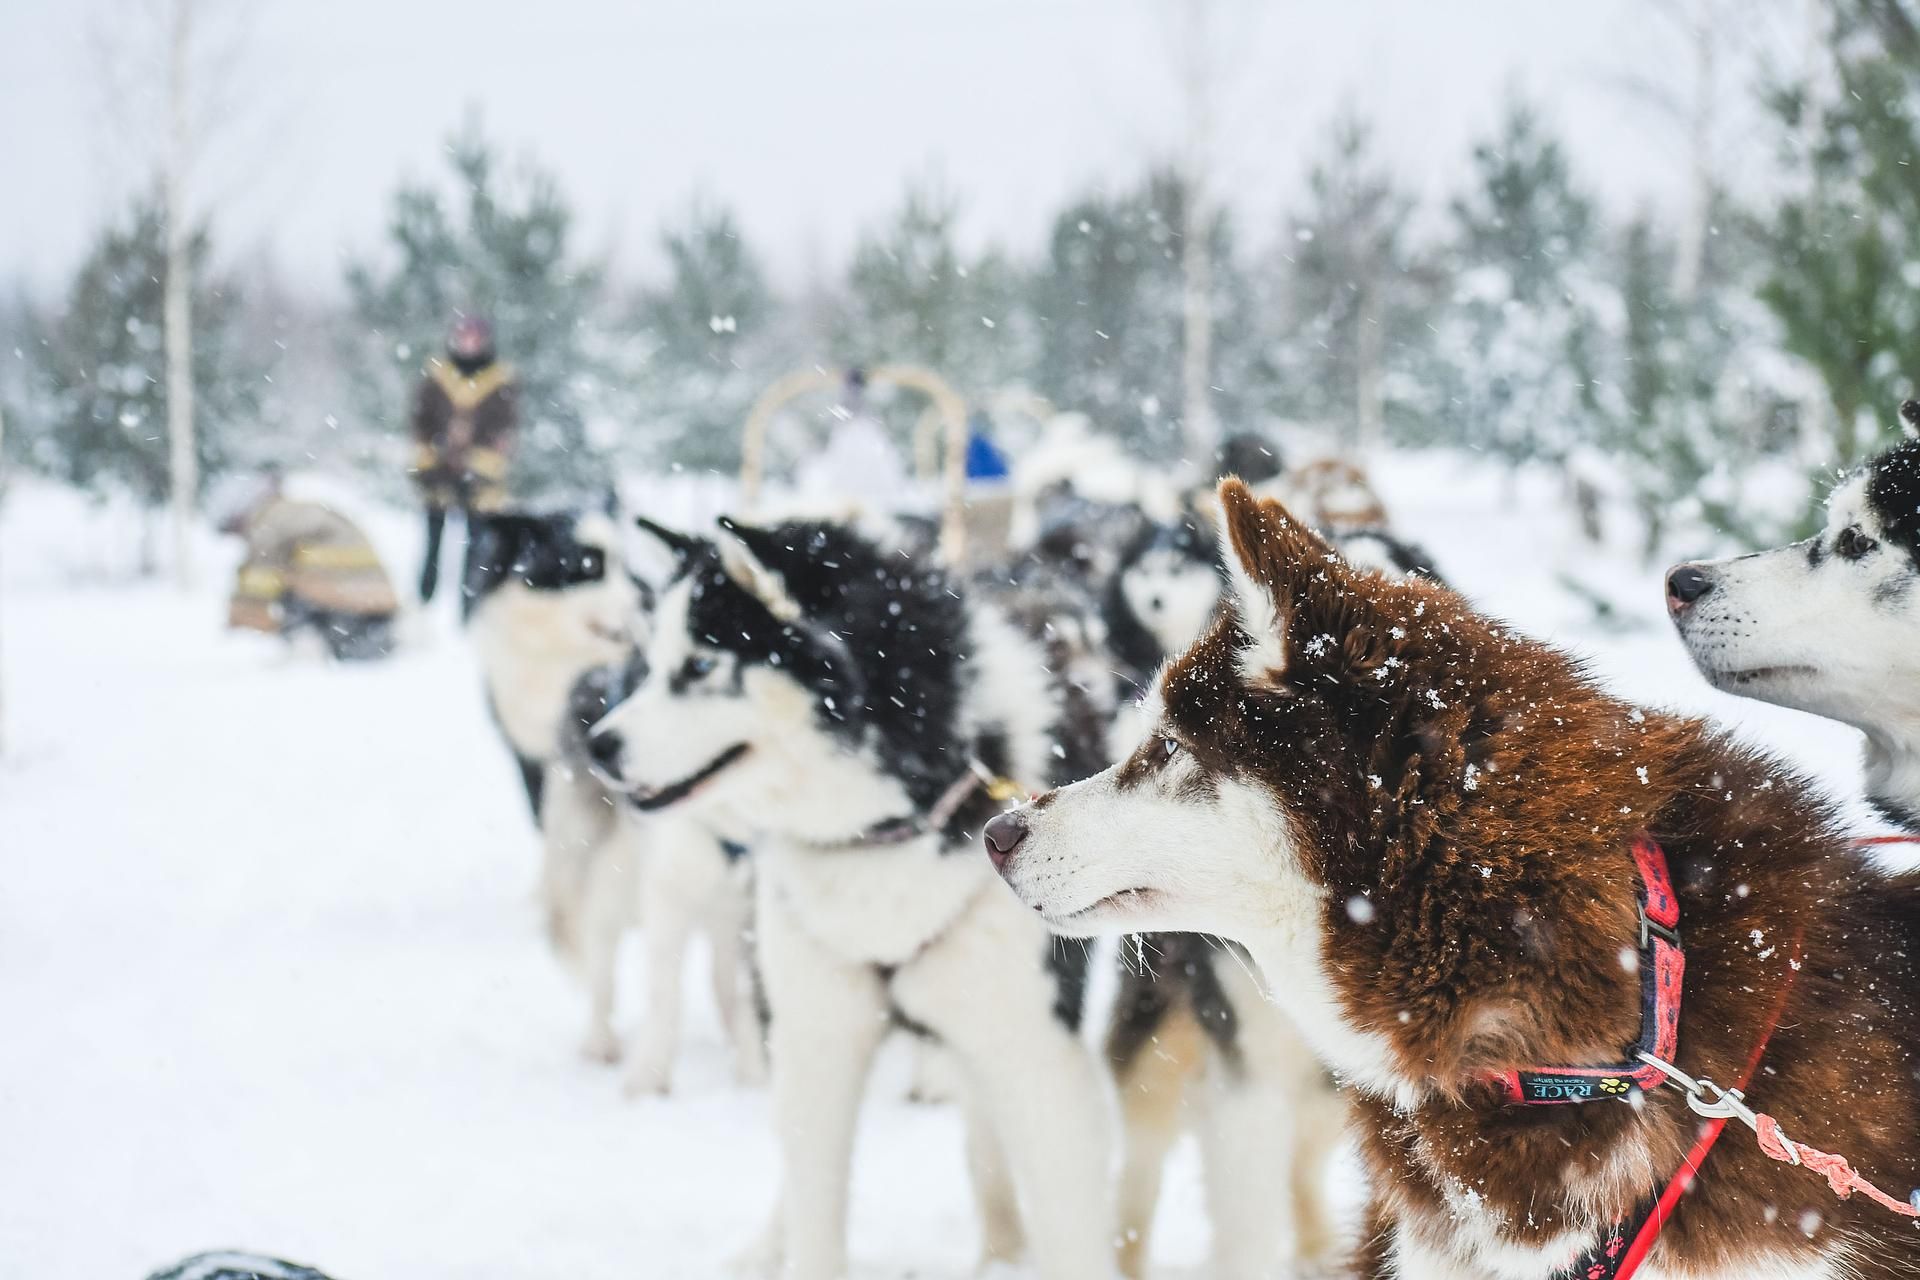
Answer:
xmin=587 ymin=727 xmax=624 ymax=777
xmin=1666 ymin=564 xmax=1714 ymax=613
xmin=982 ymin=810 xmax=1029 ymax=872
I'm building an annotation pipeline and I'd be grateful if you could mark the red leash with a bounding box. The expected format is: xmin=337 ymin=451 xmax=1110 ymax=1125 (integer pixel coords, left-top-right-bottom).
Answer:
xmin=1603 ymin=930 xmax=1802 ymax=1279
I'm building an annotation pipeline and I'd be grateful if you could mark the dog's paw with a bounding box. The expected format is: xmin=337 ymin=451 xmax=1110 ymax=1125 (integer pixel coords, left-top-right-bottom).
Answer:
xmin=725 ymin=1221 xmax=782 ymax=1276
xmin=622 ymin=1056 xmax=673 ymax=1098
xmin=731 ymin=1045 xmax=769 ymax=1090
xmin=578 ymin=1026 xmax=623 ymax=1065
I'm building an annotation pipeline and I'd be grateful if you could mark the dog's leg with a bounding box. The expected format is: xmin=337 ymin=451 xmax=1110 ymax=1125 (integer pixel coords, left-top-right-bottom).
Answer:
xmin=957 ymin=1075 xmax=1025 ymax=1269
xmin=757 ymin=887 xmax=888 ymax=1280
xmin=624 ymin=831 xmax=696 ymax=1097
xmin=1194 ymin=1055 xmax=1293 ymax=1280
xmin=1199 ymin=953 xmax=1345 ymax=1278
xmin=1289 ymin=1081 xmax=1348 ymax=1271
xmin=896 ymin=893 xmax=1111 ymax=1280
xmin=707 ymin=862 xmax=767 ymax=1087
xmin=1111 ymin=1001 xmax=1204 ymax=1279
xmin=577 ymin=822 xmax=638 ymax=1065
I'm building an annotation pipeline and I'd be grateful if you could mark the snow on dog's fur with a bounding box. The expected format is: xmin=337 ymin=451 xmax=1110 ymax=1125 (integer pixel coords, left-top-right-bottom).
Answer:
xmin=590 ymin=515 xmax=1112 ymax=1280
xmin=1669 ymin=407 xmax=1920 ymax=828
xmin=995 ymin=478 xmax=1920 ymax=1280
xmin=543 ymin=656 xmax=763 ymax=1092
xmin=461 ymin=510 xmax=639 ymax=819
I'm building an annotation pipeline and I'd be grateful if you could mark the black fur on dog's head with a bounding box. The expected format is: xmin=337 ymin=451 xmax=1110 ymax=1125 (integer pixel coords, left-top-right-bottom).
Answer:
xmin=1864 ymin=426 xmax=1920 ymax=567
xmin=635 ymin=515 xmax=974 ymax=812
xmin=461 ymin=511 xmax=623 ymax=621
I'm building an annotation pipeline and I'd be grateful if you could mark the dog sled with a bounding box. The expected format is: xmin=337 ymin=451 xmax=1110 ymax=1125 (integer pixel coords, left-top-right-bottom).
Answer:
xmin=739 ymin=363 xmax=1016 ymax=566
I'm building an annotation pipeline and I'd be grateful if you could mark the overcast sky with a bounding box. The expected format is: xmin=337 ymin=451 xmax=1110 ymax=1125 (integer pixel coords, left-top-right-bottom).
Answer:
xmin=0 ymin=0 xmax=1804 ymax=297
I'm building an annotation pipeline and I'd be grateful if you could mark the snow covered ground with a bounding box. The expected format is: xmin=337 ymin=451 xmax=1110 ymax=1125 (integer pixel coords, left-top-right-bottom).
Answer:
xmin=0 ymin=459 xmax=1893 ymax=1279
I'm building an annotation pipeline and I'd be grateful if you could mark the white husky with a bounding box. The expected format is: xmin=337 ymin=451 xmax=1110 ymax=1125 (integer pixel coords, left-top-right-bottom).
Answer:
xmin=591 ymin=515 xmax=1113 ymax=1280
xmin=1667 ymin=408 xmax=1920 ymax=827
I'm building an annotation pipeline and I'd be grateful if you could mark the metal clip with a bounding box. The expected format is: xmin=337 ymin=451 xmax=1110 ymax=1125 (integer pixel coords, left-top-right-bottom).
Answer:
xmin=1636 ymin=1052 xmax=1774 ymax=1148
xmin=1639 ymin=904 xmax=1683 ymax=950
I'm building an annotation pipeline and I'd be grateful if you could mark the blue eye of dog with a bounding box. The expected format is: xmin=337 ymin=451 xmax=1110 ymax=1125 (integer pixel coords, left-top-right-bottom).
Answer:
xmin=1160 ymin=736 xmax=1181 ymax=759
xmin=1837 ymin=526 xmax=1877 ymax=560
xmin=681 ymin=654 xmax=716 ymax=681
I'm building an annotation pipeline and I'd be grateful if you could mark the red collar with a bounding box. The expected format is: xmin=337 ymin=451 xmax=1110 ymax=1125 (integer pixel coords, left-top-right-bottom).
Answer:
xmin=1486 ymin=835 xmax=1685 ymax=1105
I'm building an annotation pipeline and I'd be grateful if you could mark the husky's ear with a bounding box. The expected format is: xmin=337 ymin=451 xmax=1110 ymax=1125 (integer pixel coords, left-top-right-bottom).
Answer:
xmin=715 ymin=516 xmax=803 ymax=624
xmin=1217 ymin=477 xmax=1342 ymax=684
xmin=633 ymin=515 xmax=702 ymax=561
xmin=1900 ymin=399 xmax=1920 ymax=440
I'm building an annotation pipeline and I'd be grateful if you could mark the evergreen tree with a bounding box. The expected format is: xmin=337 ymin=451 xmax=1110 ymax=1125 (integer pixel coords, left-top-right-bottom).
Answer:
xmin=630 ymin=203 xmax=782 ymax=472
xmin=1028 ymin=168 xmax=1251 ymax=460
xmin=1601 ymin=209 xmax=1797 ymax=555
xmin=1431 ymin=100 xmax=1606 ymax=465
xmin=1270 ymin=111 xmax=1439 ymax=448
xmin=25 ymin=195 xmax=260 ymax=519
xmin=343 ymin=118 xmax=616 ymax=499
xmin=832 ymin=182 xmax=1027 ymax=416
xmin=1759 ymin=2 xmax=1920 ymax=475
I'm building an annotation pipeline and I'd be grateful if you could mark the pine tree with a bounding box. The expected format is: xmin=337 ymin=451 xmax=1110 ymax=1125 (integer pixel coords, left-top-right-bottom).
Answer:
xmin=1028 ymin=168 xmax=1251 ymax=461
xmin=343 ymin=118 xmax=616 ymax=500
xmin=1759 ymin=2 xmax=1920 ymax=475
xmin=629 ymin=203 xmax=782 ymax=473
xmin=832 ymin=182 xmax=1027 ymax=416
xmin=1270 ymin=110 xmax=1439 ymax=449
xmin=25 ymin=195 xmax=260 ymax=532
xmin=1431 ymin=100 xmax=1606 ymax=465
xmin=1601 ymin=211 xmax=1794 ymax=554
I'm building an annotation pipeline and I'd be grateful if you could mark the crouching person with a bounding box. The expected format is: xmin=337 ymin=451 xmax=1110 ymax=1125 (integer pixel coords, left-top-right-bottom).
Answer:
xmin=223 ymin=472 xmax=399 ymax=661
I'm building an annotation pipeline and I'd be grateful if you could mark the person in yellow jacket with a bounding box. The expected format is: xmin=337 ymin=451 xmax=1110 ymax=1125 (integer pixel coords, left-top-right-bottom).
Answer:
xmin=223 ymin=472 xmax=399 ymax=661
xmin=409 ymin=314 xmax=518 ymax=602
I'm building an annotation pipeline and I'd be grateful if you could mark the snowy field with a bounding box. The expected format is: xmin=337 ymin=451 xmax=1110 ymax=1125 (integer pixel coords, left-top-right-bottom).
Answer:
xmin=0 ymin=459 xmax=1893 ymax=1279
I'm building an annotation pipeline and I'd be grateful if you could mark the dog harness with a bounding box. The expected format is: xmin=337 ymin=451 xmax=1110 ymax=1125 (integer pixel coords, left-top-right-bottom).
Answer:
xmin=1535 ymin=835 xmax=1920 ymax=1280
xmin=1487 ymin=835 xmax=1684 ymax=1106
xmin=808 ymin=760 xmax=1026 ymax=849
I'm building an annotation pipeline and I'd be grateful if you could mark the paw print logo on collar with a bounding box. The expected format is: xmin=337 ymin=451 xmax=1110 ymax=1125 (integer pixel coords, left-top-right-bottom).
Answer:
xmin=1599 ymin=1077 xmax=1629 ymax=1095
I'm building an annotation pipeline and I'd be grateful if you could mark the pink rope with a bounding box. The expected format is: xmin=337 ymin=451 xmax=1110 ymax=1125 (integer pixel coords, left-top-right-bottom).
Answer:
xmin=1754 ymin=1113 xmax=1920 ymax=1221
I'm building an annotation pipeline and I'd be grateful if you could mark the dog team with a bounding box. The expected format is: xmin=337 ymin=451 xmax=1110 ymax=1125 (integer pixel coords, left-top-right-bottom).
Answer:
xmin=450 ymin=406 xmax=1920 ymax=1280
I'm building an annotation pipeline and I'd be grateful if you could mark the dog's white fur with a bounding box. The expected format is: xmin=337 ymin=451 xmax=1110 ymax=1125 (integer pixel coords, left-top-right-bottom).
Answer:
xmin=539 ymin=763 xmax=763 ymax=1092
xmin=597 ymin=561 xmax=1112 ymax=1280
xmin=1120 ymin=544 xmax=1223 ymax=662
xmin=1001 ymin=509 xmax=1856 ymax=1280
xmin=468 ymin=513 xmax=638 ymax=764
xmin=1672 ymin=470 xmax=1920 ymax=824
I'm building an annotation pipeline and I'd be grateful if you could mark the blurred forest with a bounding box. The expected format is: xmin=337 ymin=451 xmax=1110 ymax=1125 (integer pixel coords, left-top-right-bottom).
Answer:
xmin=8 ymin=0 xmax=1920 ymax=563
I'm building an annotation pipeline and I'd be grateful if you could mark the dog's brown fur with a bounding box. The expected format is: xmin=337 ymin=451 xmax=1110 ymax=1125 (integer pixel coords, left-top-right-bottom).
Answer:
xmin=1151 ymin=481 xmax=1920 ymax=1275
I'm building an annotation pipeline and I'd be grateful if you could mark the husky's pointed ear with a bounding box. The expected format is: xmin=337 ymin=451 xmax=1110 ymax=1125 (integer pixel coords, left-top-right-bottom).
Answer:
xmin=1217 ymin=478 xmax=1341 ymax=684
xmin=633 ymin=515 xmax=701 ymax=560
xmin=715 ymin=515 xmax=790 ymax=570
xmin=715 ymin=516 xmax=803 ymax=624
xmin=1900 ymin=399 xmax=1920 ymax=440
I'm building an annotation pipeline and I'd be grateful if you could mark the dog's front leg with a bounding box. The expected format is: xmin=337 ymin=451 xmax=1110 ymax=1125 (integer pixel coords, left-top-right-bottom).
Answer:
xmin=895 ymin=893 xmax=1112 ymax=1280
xmin=758 ymin=889 xmax=888 ymax=1280
xmin=624 ymin=826 xmax=702 ymax=1097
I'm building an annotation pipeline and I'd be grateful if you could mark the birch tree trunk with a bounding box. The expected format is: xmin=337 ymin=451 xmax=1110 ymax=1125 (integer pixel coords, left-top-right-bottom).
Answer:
xmin=164 ymin=0 xmax=198 ymax=589
xmin=1671 ymin=0 xmax=1716 ymax=304
xmin=1178 ymin=0 xmax=1219 ymax=465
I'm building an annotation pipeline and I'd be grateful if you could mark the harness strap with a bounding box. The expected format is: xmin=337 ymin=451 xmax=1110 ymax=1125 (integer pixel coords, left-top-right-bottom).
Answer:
xmin=806 ymin=760 xmax=1026 ymax=850
xmin=1488 ymin=836 xmax=1684 ymax=1105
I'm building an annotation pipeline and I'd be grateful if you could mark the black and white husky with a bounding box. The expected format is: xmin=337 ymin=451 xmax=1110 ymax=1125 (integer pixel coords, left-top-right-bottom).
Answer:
xmin=461 ymin=510 xmax=641 ymax=819
xmin=545 ymin=657 xmax=763 ymax=1091
xmin=1667 ymin=405 xmax=1920 ymax=827
xmin=589 ymin=515 xmax=1113 ymax=1280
